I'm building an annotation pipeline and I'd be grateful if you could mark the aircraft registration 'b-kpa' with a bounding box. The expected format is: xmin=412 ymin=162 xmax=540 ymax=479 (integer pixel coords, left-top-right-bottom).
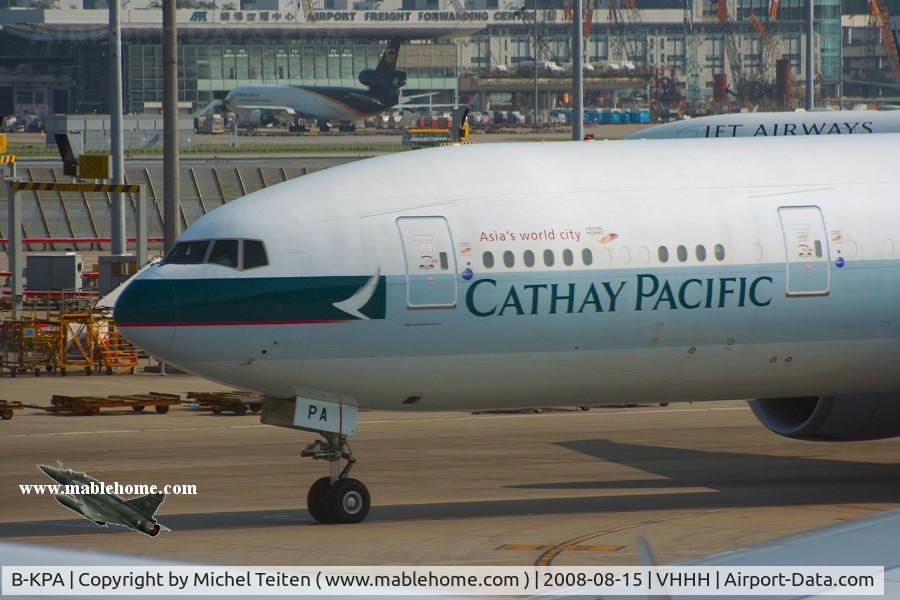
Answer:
xmin=115 ymin=135 xmax=900 ymax=524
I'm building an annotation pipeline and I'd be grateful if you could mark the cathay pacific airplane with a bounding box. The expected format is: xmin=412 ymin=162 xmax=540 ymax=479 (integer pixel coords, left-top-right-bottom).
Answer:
xmin=115 ymin=135 xmax=900 ymax=525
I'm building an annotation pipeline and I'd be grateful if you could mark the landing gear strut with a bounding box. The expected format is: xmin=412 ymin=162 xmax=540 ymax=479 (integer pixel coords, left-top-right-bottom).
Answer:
xmin=302 ymin=433 xmax=370 ymax=523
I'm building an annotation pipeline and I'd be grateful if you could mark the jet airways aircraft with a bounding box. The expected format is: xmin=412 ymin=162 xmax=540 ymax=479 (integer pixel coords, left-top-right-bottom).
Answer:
xmin=627 ymin=108 xmax=900 ymax=139
xmin=115 ymin=135 xmax=900 ymax=524
xmin=223 ymin=39 xmax=406 ymax=131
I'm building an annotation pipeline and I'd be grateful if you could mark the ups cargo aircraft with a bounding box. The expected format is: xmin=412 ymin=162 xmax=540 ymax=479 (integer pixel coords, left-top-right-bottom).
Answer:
xmin=626 ymin=108 xmax=900 ymax=139
xmin=223 ymin=39 xmax=406 ymax=131
xmin=115 ymin=134 xmax=900 ymax=524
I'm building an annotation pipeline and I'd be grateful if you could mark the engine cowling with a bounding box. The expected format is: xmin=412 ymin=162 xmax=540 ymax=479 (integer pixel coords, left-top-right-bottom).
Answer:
xmin=748 ymin=394 xmax=900 ymax=441
xmin=249 ymin=109 xmax=273 ymax=127
xmin=358 ymin=68 xmax=407 ymax=91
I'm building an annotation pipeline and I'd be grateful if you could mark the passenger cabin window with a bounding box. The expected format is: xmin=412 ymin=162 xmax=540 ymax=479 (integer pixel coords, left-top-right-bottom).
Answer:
xmin=581 ymin=248 xmax=593 ymax=265
xmin=483 ymin=251 xmax=495 ymax=268
xmin=714 ymin=244 xmax=726 ymax=261
xmin=696 ymin=245 xmax=707 ymax=261
xmin=242 ymin=240 xmax=269 ymax=270
xmin=658 ymin=246 xmax=669 ymax=263
xmin=543 ymin=249 xmax=554 ymax=267
xmin=208 ymin=239 xmax=239 ymax=268
xmin=164 ymin=240 xmax=210 ymax=264
xmin=677 ymin=245 xmax=688 ymax=262
xmin=562 ymin=249 xmax=574 ymax=266
xmin=503 ymin=250 xmax=515 ymax=268
xmin=523 ymin=250 xmax=535 ymax=267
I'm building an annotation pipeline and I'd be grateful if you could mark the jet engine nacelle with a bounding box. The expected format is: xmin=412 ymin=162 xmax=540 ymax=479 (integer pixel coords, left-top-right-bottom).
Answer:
xmin=749 ymin=394 xmax=900 ymax=441
xmin=249 ymin=109 xmax=274 ymax=127
xmin=358 ymin=69 xmax=407 ymax=92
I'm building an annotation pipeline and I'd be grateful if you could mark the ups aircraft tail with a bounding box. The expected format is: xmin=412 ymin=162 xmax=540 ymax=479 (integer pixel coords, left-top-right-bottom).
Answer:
xmin=358 ymin=38 xmax=407 ymax=106
xmin=374 ymin=38 xmax=401 ymax=73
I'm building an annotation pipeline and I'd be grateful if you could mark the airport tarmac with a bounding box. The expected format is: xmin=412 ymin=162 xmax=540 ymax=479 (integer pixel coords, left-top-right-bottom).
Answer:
xmin=2 ymin=372 xmax=899 ymax=566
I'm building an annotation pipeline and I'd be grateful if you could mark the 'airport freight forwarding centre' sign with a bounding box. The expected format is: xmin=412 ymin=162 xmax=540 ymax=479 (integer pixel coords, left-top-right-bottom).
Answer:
xmin=38 ymin=7 xmax=582 ymax=26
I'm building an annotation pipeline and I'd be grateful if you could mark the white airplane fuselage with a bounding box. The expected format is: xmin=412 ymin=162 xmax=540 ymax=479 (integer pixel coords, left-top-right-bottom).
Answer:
xmin=116 ymin=136 xmax=900 ymax=412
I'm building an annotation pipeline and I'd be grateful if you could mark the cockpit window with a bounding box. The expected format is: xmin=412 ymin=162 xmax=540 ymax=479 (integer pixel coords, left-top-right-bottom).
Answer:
xmin=163 ymin=239 xmax=268 ymax=270
xmin=208 ymin=239 xmax=239 ymax=268
xmin=164 ymin=240 xmax=210 ymax=264
xmin=242 ymin=240 xmax=268 ymax=270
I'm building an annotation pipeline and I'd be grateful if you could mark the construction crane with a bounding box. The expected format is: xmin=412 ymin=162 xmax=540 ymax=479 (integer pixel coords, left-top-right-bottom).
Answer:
xmin=682 ymin=0 xmax=701 ymax=108
xmin=868 ymin=0 xmax=900 ymax=78
xmin=718 ymin=0 xmax=746 ymax=100
xmin=748 ymin=9 xmax=781 ymax=87
xmin=608 ymin=0 xmax=643 ymax=68
xmin=608 ymin=0 xmax=630 ymax=66
xmin=718 ymin=0 xmax=773 ymax=105
xmin=622 ymin=0 xmax=644 ymax=68
xmin=563 ymin=0 xmax=593 ymax=43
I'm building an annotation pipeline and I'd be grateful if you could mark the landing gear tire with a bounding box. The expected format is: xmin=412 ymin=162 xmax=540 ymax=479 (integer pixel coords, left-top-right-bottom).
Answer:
xmin=302 ymin=432 xmax=369 ymax=523
xmin=326 ymin=478 xmax=370 ymax=524
xmin=307 ymin=476 xmax=332 ymax=523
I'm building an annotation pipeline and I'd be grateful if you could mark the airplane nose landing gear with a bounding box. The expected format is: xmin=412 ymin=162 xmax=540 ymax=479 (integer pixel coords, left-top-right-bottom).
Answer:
xmin=303 ymin=433 xmax=370 ymax=524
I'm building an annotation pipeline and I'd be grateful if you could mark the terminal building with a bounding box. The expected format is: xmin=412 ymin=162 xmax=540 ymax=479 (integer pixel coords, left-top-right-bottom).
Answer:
xmin=0 ymin=0 xmax=895 ymax=119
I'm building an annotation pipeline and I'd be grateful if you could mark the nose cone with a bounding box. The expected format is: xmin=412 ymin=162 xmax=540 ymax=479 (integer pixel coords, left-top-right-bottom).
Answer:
xmin=39 ymin=464 xmax=66 ymax=483
xmin=114 ymin=271 xmax=178 ymax=357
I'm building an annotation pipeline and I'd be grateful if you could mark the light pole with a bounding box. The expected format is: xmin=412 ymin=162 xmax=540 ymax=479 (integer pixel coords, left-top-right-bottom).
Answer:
xmin=572 ymin=0 xmax=584 ymax=140
xmin=533 ymin=0 xmax=538 ymax=126
xmin=163 ymin=0 xmax=180 ymax=252
xmin=806 ymin=0 xmax=814 ymax=109
xmin=109 ymin=0 xmax=125 ymax=256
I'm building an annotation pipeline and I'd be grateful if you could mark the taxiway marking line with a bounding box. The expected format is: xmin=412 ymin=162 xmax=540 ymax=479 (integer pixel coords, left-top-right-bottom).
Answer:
xmin=1 ymin=406 xmax=750 ymax=438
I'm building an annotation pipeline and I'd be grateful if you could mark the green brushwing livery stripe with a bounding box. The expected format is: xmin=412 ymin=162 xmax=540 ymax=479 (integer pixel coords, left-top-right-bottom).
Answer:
xmin=116 ymin=276 xmax=386 ymax=325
